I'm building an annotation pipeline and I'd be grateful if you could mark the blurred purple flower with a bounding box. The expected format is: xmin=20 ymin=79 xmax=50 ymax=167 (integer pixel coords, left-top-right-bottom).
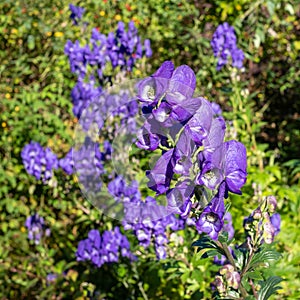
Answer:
xmin=69 ymin=4 xmax=85 ymax=25
xmin=211 ymin=22 xmax=244 ymax=70
xmin=21 ymin=142 xmax=58 ymax=182
xmin=25 ymin=213 xmax=50 ymax=244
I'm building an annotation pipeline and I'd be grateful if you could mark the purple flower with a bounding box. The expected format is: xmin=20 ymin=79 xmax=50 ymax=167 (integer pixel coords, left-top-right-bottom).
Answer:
xmin=196 ymin=183 xmax=226 ymax=240
xmin=270 ymin=213 xmax=280 ymax=236
xmin=21 ymin=142 xmax=44 ymax=180
xmin=21 ymin=142 xmax=58 ymax=182
xmin=146 ymin=149 xmax=175 ymax=195
xmin=76 ymin=228 xmax=135 ymax=268
xmin=25 ymin=213 xmax=50 ymax=244
xmin=167 ymin=180 xmax=194 ymax=216
xmin=69 ymin=4 xmax=85 ymax=25
xmin=73 ymin=137 xmax=104 ymax=193
xmin=59 ymin=149 xmax=74 ymax=175
xmin=211 ymin=22 xmax=244 ymax=70
xmin=144 ymin=39 xmax=152 ymax=57
xmin=185 ymin=98 xmax=213 ymax=146
xmin=71 ymin=81 xmax=102 ymax=119
xmin=137 ymin=77 xmax=168 ymax=106
xmin=136 ymin=119 xmax=161 ymax=151
xmin=168 ymin=65 xmax=196 ymax=99
xmin=46 ymin=273 xmax=58 ymax=283
xmin=223 ymin=140 xmax=247 ymax=195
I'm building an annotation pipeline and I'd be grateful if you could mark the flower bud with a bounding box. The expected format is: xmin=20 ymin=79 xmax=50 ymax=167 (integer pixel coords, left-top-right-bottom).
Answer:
xmin=213 ymin=275 xmax=226 ymax=294
xmin=262 ymin=213 xmax=275 ymax=244
xmin=266 ymin=196 xmax=277 ymax=213
xmin=219 ymin=264 xmax=241 ymax=290
xmin=253 ymin=207 xmax=262 ymax=220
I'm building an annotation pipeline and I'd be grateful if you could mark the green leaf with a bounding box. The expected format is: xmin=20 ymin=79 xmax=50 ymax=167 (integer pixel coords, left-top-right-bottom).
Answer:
xmin=247 ymin=271 xmax=264 ymax=281
xmin=218 ymin=231 xmax=229 ymax=243
xmin=234 ymin=248 xmax=246 ymax=270
xmin=249 ymin=246 xmax=281 ymax=270
xmin=266 ymin=0 xmax=275 ymax=16
xmin=257 ymin=276 xmax=283 ymax=300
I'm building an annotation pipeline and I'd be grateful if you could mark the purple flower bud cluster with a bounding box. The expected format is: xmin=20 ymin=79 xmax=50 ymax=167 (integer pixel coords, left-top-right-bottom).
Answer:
xmin=25 ymin=213 xmax=50 ymax=244
xmin=69 ymin=4 xmax=85 ymax=26
xmin=65 ymin=21 xmax=152 ymax=82
xmin=21 ymin=141 xmax=58 ymax=183
xmin=136 ymin=61 xmax=248 ymax=240
xmin=243 ymin=196 xmax=280 ymax=246
xmin=212 ymin=264 xmax=240 ymax=295
xmin=107 ymin=175 xmax=186 ymax=259
xmin=211 ymin=23 xmax=244 ymax=70
xmin=76 ymin=228 xmax=135 ymax=268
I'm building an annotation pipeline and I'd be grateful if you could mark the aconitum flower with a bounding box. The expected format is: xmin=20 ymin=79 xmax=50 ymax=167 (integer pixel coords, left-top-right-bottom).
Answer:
xmin=21 ymin=142 xmax=58 ymax=182
xmin=76 ymin=228 xmax=135 ymax=267
xmin=211 ymin=22 xmax=244 ymax=70
xmin=144 ymin=39 xmax=152 ymax=57
xmin=73 ymin=137 xmax=105 ymax=193
xmin=71 ymin=81 xmax=102 ymax=118
xmin=122 ymin=196 xmax=185 ymax=260
xmin=166 ymin=180 xmax=194 ymax=217
xmin=146 ymin=149 xmax=175 ymax=195
xmin=223 ymin=140 xmax=247 ymax=195
xmin=197 ymin=140 xmax=247 ymax=195
xmin=25 ymin=213 xmax=50 ymax=244
xmin=59 ymin=148 xmax=74 ymax=175
xmin=196 ymin=183 xmax=226 ymax=240
xmin=69 ymin=4 xmax=85 ymax=25
xmin=270 ymin=213 xmax=281 ymax=236
xmin=136 ymin=61 xmax=248 ymax=242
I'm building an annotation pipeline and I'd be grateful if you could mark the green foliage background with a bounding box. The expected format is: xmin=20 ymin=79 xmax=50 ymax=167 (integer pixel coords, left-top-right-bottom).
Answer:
xmin=0 ymin=0 xmax=299 ymax=299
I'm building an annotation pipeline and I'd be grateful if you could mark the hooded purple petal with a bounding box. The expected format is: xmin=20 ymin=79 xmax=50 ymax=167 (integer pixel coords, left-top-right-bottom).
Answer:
xmin=152 ymin=60 xmax=175 ymax=79
xmin=168 ymin=65 xmax=196 ymax=98
xmin=223 ymin=140 xmax=247 ymax=195
xmin=196 ymin=182 xmax=226 ymax=240
xmin=146 ymin=149 xmax=175 ymax=195
xmin=185 ymin=98 xmax=213 ymax=146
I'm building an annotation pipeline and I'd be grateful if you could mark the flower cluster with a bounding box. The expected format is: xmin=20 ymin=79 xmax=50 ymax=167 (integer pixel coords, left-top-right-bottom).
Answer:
xmin=211 ymin=22 xmax=244 ymax=70
xmin=107 ymin=175 xmax=186 ymax=259
xmin=76 ymin=228 xmax=135 ymax=268
xmin=65 ymin=20 xmax=152 ymax=82
xmin=136 ymin=61 xmax=247 ymax=240
xmin=243 ymin=196 xmax=281 ymax=246
xmin=61 ymin=137 xmax=114 ymax=193
xmin=212 ymin=264 xmax=240 ymax=296
xmin=21 ymin=141 xmax=58 ymax=183
xmin=74 ymin=86 xmax=139 ymax=136
xmin=25 ymin=213 xmax=50 ymax=244
xmin=69 ymin=4 xmax=85 ymax=26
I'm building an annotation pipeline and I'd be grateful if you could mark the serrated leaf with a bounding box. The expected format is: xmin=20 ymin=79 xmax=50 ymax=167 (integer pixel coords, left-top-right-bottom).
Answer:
xmin=258 ymin=276 xmax=283 ymax=300
xmin=247 ymin=271 xmax=264 ymax=281
xmin=249 ymin=246 xmax=281 ymax=270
